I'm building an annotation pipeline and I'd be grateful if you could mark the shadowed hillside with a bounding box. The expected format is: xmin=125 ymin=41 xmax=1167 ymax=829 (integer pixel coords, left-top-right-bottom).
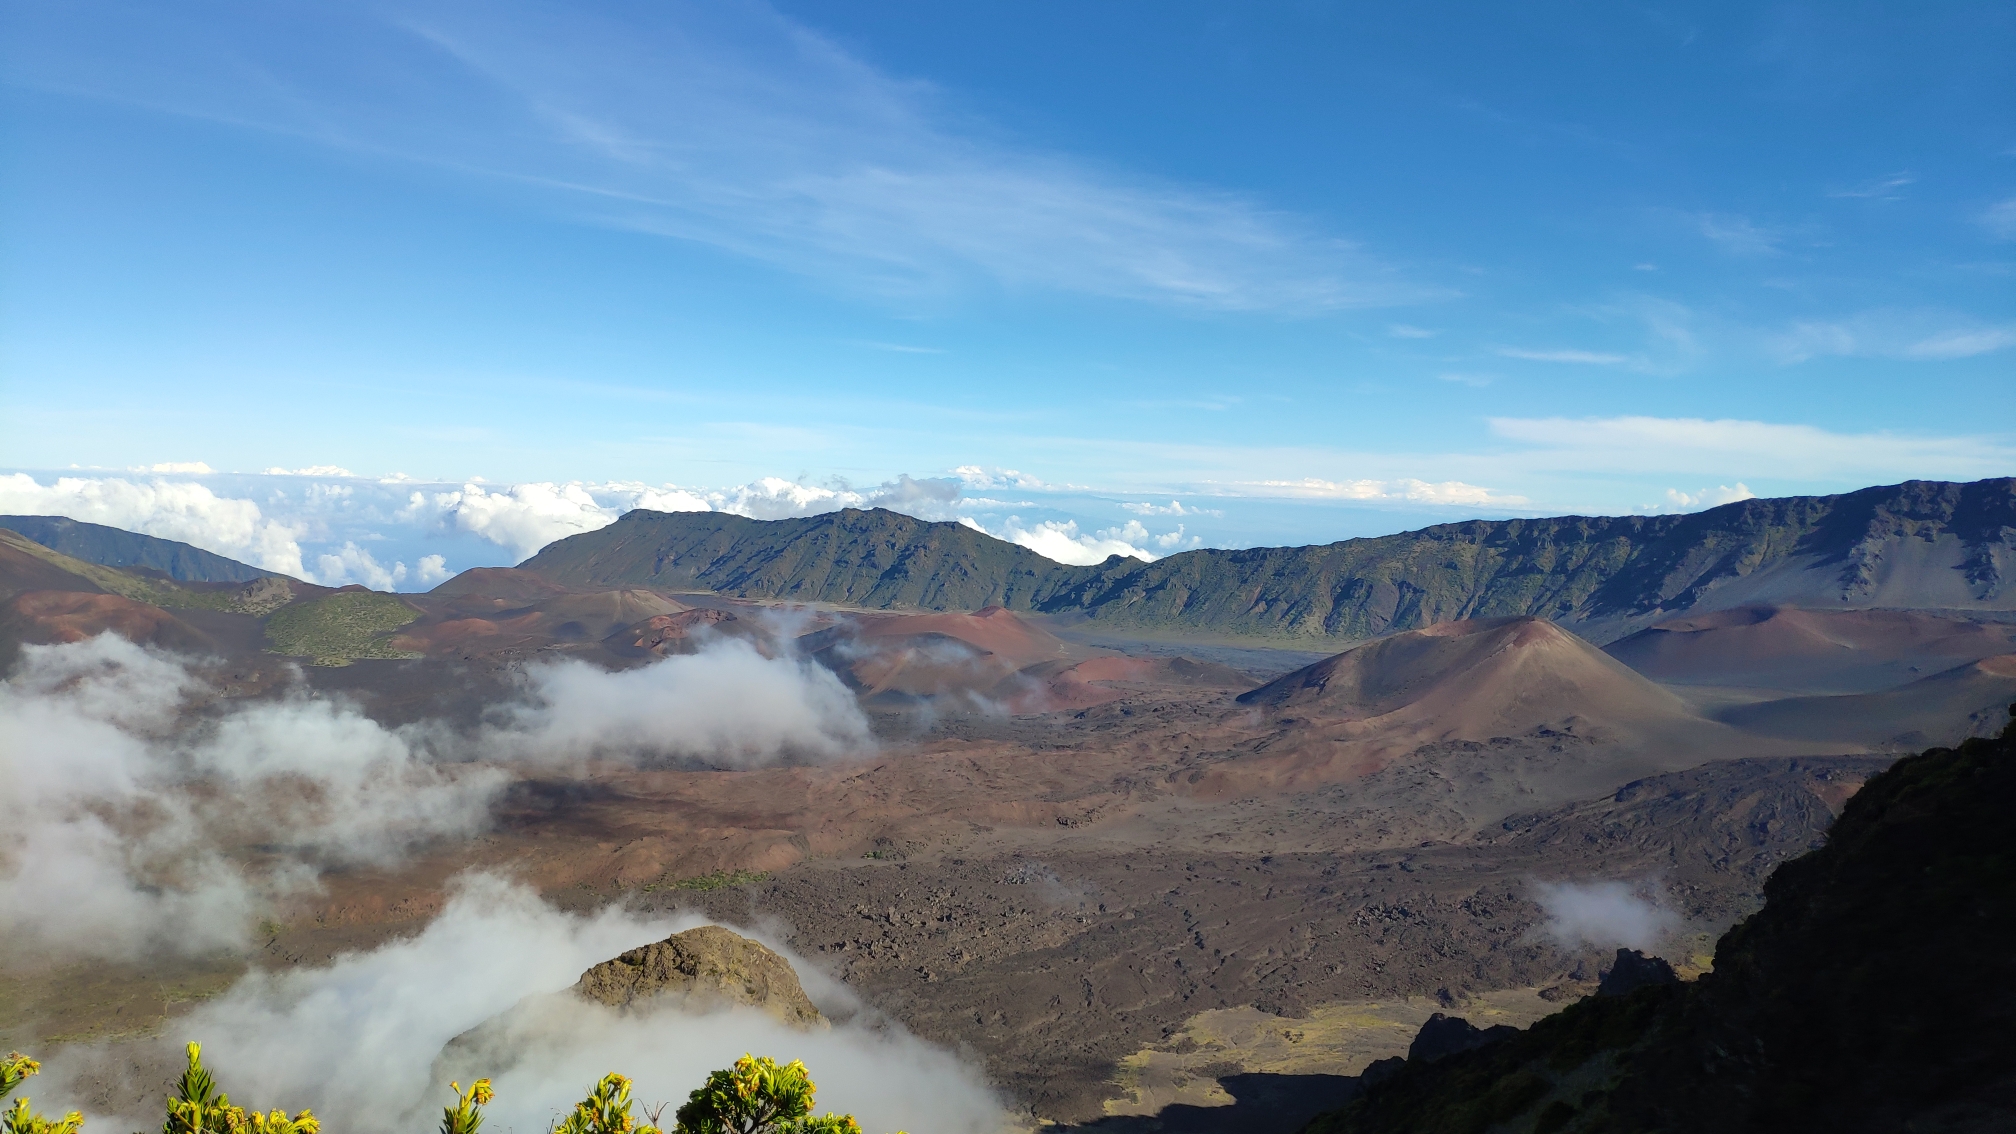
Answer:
xmin=515 ymin=478 xmax=2016 ymax=644
xmin=0 ymin=515 xmax=273 ymax=582
xmin=1300 ymin=710 xmax=2016 ymax=1134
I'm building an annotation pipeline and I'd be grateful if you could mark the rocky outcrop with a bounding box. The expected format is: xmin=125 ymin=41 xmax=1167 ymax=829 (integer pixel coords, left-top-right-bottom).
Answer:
xmin=1304 ymin=706 xmax=2016 ymax=1133
xmin=1406 ymin=1013 xmax=1519 ymax=1064
xmin=1595 ymin=949 xmax=1678 ymax=998
xmin=574 ymin=925 xmax=825 ymax=1027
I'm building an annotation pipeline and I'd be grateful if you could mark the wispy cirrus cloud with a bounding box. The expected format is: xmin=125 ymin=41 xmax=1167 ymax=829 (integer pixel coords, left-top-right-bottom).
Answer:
xmin=1768 ymin=310 xmax=2016 ymax=363
xmin=1220 ymin=477 xmax=1527 ymax=507
xmin=1489 ymin=415 xmax=2016 ymax=481
xmin=1495 ymin=347 xmax=1631 ymax=365
xmin=1827 ymin=172 xmax=1915 ymax=200
xmin=1979 ymin=197 xmax=2016 ymax=241
xmin=6 ymin=1 xmax=1423 ymax=313
xmin=1693 ymin=212 xmax=1787 ymax=256
xmin=847 ymin=341 xmax=947 ymax=355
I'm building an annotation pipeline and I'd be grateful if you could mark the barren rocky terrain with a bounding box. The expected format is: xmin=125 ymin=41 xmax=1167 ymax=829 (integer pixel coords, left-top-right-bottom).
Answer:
xmin=5 ymin=498 xmax=2015 ymax=1130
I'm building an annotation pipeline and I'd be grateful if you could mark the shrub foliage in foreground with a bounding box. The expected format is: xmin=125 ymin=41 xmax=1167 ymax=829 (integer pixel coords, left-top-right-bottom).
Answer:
xmin=0 ymin=1046 xmax=897 ymax=1134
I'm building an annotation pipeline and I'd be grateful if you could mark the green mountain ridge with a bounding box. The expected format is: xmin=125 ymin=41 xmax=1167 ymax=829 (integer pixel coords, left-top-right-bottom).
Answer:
xmin=0 ymin=515 xmax=274 ymax=583
xmin=511 ymin=478 xmax=2016 ymax=644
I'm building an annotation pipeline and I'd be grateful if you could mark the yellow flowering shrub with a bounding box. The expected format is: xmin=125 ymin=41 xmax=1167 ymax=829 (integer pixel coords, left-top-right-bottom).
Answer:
xmin=1 ymin=1047 xmax=899 ymax=1134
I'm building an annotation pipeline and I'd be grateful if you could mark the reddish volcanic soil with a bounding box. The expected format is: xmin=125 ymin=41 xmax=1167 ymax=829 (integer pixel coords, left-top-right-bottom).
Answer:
xmin=1605 ymin=605 xmax=2016 ymax=694
xmin=2 ymin=590 xmax=215 ymax=652
xmin=5 ymin=592 xmax=1972 ymax=1126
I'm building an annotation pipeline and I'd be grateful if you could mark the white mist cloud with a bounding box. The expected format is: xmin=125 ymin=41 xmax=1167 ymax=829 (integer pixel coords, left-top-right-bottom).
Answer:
xmin=85 ymin=876 xmax=1010 ymax=1134
xmin=415 ymin=553 xmax=452 ymax=586
xmin=0 ymin=636 xmax=504 ymax=961
xmin=314 ymin=541 xmax=411 ymax=590
xmin=714 ymin=474 xmax=962 ymax=523
xmin=493 ymin=640 xmax=873 ymax=767
xmin=0 ymin=473 xmax=309 ymax=577
xmin=405 ymin=481 xmax=705 ymax=561
xmin=971 ymin=517 xmax=1156 ymax=566
xmin=0 ymin=633 xmax=869 ymax=962
xmin=1532 ymin=880 xmax=1679 ymax=952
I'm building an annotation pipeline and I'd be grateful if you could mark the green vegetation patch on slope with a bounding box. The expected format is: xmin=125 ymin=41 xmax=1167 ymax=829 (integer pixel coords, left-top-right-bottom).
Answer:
xmin=263 ymin=591 xmax=422 ymax=665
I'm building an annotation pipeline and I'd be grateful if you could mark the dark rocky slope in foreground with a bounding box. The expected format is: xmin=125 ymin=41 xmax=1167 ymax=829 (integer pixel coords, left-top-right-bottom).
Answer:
xmin=515 ymin=478 xmax=2016 ymax=643
xmin=1302 ymin=708 xmax=2016 ymax=1134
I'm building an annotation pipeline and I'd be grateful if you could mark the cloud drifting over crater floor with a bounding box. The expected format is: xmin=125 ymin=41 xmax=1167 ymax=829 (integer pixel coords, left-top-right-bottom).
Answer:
xmin=0 ymin=634 xmax=873 ymax=962
xmin=1532 ymin=880 xmax=1681 ymax=953
xmin=45 ymin=876 xmax=1009 ymax=1134
xmin=0 ymin=635 xmax=503 ymax=962
xmin=1 ymin=599 xmax=945 ymax=1130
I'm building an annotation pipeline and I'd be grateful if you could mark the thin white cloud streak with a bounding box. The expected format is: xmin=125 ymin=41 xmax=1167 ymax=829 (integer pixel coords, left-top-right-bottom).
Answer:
xmin=1120 ymin=500 xmax=1222 ymax=518
xmin=263 ymin=465 xmax=359 ymax=477
xmin=1693 ymin=212 xmax=1785 ymax=256
xmin=1215 ymin=477 xmax=1527 ymax=507
xmin=1827 ymin=173 xmax=1914 ymax=200
xmin=8 ymin=0 xmax=1421 ymax=312
xmin=953 ymin=466 xmax=1053 ymax=490
xmin=1979 ymin=197 xmax=2016 ymax=240
xmin=1489 ymin=416 xmax=2016 ymax=480
xmin=1770 ymin=310 xmax=2016 ymax=363
xmin=1496 ymin=347 xmax=1631 ymax=365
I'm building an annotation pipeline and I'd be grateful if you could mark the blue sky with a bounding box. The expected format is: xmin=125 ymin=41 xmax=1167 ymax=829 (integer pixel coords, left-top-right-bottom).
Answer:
xmin=1 ymin=1 xmax=2013 ymax=583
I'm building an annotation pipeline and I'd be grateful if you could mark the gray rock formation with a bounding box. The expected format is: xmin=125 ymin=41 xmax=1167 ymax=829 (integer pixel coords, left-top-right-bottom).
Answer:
xmin=1596 ymin=947 xmax=1680 ymax=998
xmin=574 ymin=925 xmax=825 ymax=1027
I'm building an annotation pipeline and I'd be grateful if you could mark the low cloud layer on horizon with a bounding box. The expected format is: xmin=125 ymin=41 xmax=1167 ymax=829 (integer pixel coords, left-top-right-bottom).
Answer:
xmin=3 ymin=412 xmax=2011 ymax=589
